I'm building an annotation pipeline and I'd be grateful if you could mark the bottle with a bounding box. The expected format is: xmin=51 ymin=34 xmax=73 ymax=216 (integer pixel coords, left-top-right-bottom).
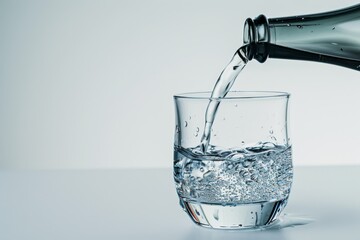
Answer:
xmin=243 ymin=4 xmax=360 ymax=70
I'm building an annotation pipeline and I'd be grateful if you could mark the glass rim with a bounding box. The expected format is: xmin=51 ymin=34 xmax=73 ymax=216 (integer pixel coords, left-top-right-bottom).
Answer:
xmin=174 ymin=91 xmax=290 ymax=100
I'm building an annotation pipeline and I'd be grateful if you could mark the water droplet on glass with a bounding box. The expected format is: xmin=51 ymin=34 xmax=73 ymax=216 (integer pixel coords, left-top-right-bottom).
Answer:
xmin=269 ymin=130 xmax=274 ymax=134
xmin=184 ymin=121 xmax=188 ymax=127
xmin=190 ymin=189 xmax=198 ymax=198
xmin=189 ymin=116 xmax=192 ymax=120
xmin=194 ymin=132 xmax=198 ymax=137
xmin=200 ymin=167 xmax=204 ymax=172
xmin=196 ymin=127 xmax=199 ymax=132
xmin=241 ymin=141 xmax=245 ymax=144
xmin=195 ymin=209 xmax=200 ymax=216
xmin=213 ymin=209 xmax=219 ymax=221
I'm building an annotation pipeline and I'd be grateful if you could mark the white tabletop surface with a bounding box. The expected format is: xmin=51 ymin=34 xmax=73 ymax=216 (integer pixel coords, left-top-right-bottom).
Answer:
xmin=1 ymin=166 xmax=359 ymax=240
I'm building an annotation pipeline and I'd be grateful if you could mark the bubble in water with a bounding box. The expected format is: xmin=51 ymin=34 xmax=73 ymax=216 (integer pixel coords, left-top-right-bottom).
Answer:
xmin=332 ymin=27 xmax=336 ymax=30
xmin=301 ymin=17 xmax=304 ymax=20
xmin=245 ymin=180 xmax=254 ymax=185
xmin=231 ymin=153 xmax=244 ymax=161
xmin=287 ymin=24 xmax=291 ymax=27
xmin=297 ymin=25 xmax=303 ymax=29
xmin=242 ymin=161 xmax=250 ymax=168
xmin=251 ymin=174 xmax=259 ymax=182
xmin=196 ymin=127 xmax=199 ymax=132
xmin=203 ymin=171 xmax=216 ymax=179
xmin=184 ymin=162 xmax=193 ymax=171
xmin=239 ymin=169 xmax=250 ymax=178
xmin=184 ymin=121 xmax=188 ymax=127
xmin=269 ymin=130 xmax=274 ymax=134
xmin=194 ymin=132 xmax=198 ymax=137
xmin=233 ymin=66 xmax=239 ymax=70
xmin=340 ymin=48 xmax=344 ymax=51
xmin=242 ymin=159 xmax=254 ymax=168
xmin=175 ymin=145 xmax=292 ymax=204
xmin=175 ymin=125 xmax=180 ymax=133
xmin=219 ymin=150 xmax=232 ymax=157
xmin=259 ymin=164 xmax=268 ymax=173
xmin=357 ymin=65 xmax=360 ymax=69
xmin=234 ymin=104 xmax=238 ymax=107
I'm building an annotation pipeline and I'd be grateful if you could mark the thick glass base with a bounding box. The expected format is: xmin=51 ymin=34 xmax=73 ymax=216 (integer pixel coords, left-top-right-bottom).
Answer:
xmin=180 ymin=198 xmax=288 ymax=229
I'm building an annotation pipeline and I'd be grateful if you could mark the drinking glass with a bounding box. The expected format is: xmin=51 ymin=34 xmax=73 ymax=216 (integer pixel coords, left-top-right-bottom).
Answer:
xmin=173 ymin=91 xmax=292 ymax=229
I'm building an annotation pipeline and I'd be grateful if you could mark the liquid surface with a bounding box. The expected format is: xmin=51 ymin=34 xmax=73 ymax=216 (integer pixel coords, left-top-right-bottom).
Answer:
xmin=174 ymin=143 xmax=293 ymax=204
xmin=200 ymin=46 xmax=248 ymax=152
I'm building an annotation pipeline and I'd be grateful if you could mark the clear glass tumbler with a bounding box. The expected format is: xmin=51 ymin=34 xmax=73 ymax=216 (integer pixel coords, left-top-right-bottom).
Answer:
xmin=173 ymin=91 xmax=293 ymax=229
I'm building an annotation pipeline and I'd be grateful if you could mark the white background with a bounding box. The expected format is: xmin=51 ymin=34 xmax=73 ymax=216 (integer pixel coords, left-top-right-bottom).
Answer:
xmin=0 ymin=0 xmax=359 ymax=169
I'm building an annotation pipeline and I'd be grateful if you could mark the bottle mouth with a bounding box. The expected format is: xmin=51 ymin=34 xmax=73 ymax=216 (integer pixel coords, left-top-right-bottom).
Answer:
xmin=243 ymin=18 xmax=255 ymax=45
xmin=243 ymin=15 xmax=270 ymax=63
xmin=243 ymin=15 xmax=270 ymax=45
